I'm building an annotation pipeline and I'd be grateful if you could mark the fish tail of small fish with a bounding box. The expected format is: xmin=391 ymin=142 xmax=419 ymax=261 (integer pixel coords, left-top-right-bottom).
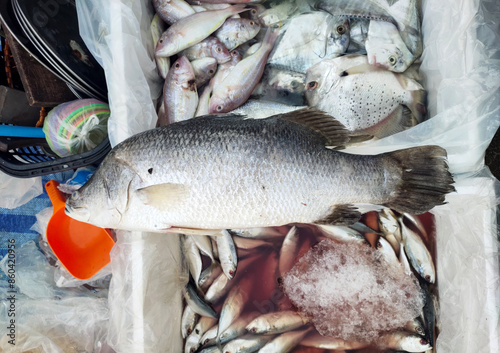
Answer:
xmin=409 ymin=89 xmax=427 ymax=123
xmin=261 ymin=25 xmax=280 ymax=49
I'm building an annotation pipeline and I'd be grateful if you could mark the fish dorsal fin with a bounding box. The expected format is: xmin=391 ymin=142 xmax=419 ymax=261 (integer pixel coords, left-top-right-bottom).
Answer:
xmin=136 ymin=183 xmax=189 ymax=210
xmin=269 ymin=107 xmax=350 ymax=147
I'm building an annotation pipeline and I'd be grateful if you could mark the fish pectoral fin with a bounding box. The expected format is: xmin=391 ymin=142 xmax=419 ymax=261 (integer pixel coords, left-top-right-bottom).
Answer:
xmin=268 ymin=107 xmax=350 ymax=147
xmin=162 ymin=227 xmax=224 ymax=236
xmin=135 ymin=183 xmax=189 ymax=209
xmin=313 ymin=204 xmax=362 ymax=226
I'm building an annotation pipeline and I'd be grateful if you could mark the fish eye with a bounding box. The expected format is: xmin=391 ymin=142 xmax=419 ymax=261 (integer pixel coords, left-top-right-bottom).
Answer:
xmin=336 ymin=25 xmax=346 ymax=34
xmin=209 ymin=69 xmax=214 ymax=74
xmin=159 ymin=39 xmax=163 ymax=43
xmin=340 ymin=71 xmax=348 ymax=77
xmin=174 ymin=62 xmax=180 ymax=69
xmin=251 ymin=9 xmax=257 ymax=15
xmin=389 ymin=55 xmax=397 ymax=65
xmin=249 ymin=20 xmax=255 ymax=26
xmin=71 ymin=191 xmax=80 ymax=200
xmin=231 ymin=50 xmax=238 ymax=56
xmin=216 ymin=46 xmax=223 ymax=53
xmin=216 ymin=105 xmax=223 ymax=112
xmin=307 ymin=81 xmax=318 ymax=90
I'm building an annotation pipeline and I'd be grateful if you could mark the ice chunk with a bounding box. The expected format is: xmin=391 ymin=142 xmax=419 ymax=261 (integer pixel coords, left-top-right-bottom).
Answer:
xmin=282 ymin=239 xmax=424 ymax=342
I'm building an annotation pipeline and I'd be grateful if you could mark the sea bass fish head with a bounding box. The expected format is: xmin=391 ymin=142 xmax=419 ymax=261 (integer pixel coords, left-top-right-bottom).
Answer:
xmin=65 ymin=153 xmax=134 ymax=229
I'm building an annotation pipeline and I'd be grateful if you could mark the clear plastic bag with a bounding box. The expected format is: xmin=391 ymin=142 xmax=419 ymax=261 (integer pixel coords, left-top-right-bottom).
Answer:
xmin=75 ymin=0 xmax=163 ymax=148
xmin=42 ymin=99 xmax=110 ymax=157
xmin=0 ymin=172 xmax=42 ymax=209
xmin=0 ymin=241 xmax=109 ymax=353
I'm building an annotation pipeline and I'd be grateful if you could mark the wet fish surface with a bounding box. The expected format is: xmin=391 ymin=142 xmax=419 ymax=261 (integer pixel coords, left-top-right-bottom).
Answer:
xmin=65 ymin=109 xmax=454 ymax=232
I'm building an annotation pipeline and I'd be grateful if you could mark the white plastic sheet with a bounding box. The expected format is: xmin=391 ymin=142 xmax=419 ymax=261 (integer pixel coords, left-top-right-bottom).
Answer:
xmin=0 ymin=171 xmax=41 ymax=209
xmin=76 ymin=0 xmax=163 ymax=148
xmin=105 ymin=231 xmax=186 ymax=353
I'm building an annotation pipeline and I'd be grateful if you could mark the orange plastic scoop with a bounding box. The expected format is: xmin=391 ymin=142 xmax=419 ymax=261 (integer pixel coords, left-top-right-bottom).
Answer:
xmin=45 ymin=180 xmax=115 ymax=280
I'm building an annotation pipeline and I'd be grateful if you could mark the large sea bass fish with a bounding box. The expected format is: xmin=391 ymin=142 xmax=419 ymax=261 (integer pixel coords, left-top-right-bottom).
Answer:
xmin=65 ymin=109 xmax=454 ymax=233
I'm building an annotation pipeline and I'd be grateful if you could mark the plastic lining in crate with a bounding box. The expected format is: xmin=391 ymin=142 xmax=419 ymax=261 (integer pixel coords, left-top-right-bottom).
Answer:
xmin=0 ymin=135 xmax=110 ymax=178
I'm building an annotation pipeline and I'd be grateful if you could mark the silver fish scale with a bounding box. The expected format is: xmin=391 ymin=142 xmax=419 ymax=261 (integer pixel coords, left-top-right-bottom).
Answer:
xmin=82 ymin=117 xmax=400 ymax=230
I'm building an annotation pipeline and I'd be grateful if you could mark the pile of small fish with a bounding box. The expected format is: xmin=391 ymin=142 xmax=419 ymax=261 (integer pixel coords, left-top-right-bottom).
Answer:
xmin=152 ymin=0 xmax=426 ymax=141
xmin=178 ymin=208 xmax=436 ymax=353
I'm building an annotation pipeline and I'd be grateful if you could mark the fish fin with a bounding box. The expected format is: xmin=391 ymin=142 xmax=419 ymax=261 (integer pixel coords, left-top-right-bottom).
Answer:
xmin=408 ymin=89 xmax=427 ymax=123
xmin=269 ymin=107 xmax=350 ymax=146
xmin=136 ymin=183 xmax=189 ymax=209
xmin=383 ymin=146 xmax=455 ymax=214
xmin=345 ymin=63 xmax=382 ymax=75
xmin=361 ymin=106 xmax=416 ymax=139
xmin=162 ymin=227 xmax=224 ymax=236
xmin=313 ymin=204 xmax=362 ymax=226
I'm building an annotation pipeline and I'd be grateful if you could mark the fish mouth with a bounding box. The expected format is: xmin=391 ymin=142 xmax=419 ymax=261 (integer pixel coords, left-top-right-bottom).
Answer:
xmin=65 ymin=204 xmax=90 ymax=222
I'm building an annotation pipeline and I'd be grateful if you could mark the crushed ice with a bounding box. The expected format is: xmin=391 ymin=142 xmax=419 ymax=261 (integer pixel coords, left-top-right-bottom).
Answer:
xmin=282 ymin=239 xmax=424 ymax=342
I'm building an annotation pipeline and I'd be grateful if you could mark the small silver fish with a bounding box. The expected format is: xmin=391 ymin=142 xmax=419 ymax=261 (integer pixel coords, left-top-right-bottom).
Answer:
xmin=152 ymin=0 xmax=195 ymax=25
xmin=267 ymin=12 xmax=350 ymax=74
xmin=199 ymin=261 xmax=223 ymax=291
xmin=278 ymin=226 xmax=300 ymax=277
xmin=184 ymin=279 xmax=218 ymax=318
xmin=305 ymin=55 xmax=426 ymax=138
xmin=315 ymin=224 xmax=368 ymax=245
xmin=191 ymin=57 xmax=218 ymax=87
xmin=181 ymin=305 xmax=199 ymax=338
xmin=183 ymin=235 xmax=203 ymax=286
xmin=299 ymin=332 xmax=369 ymax=350
xmin=161 ymin=56 xmax=198 ymax=126
xmin=180 ymin=36 xmax=232 ymax=64
xmin=221 ymin=334 xmax=274 ymax=353
xmin=216 ymin=229 xmax=238 ymax=279
xmin=214 ymin=18 xmax=260 ymax=51
xmin=400 ymin=218 xmax=435 ymax=283
xmin=200 ymin=324 xmax=219 ymax=347
xmin=258 ymin=326 xmax=313 ymax=353
xmin=218 ymin=276 xmax=253 ymax=339
xmin=376 ymin=331 xmax=431 ymax=352
xmin=218 ymin=312 xmax=260 ymax=344
xmin=231 ymin=100 xmax=305 ymax=120
xmin=185 ymin=316 xmax=218 ymax=353
xmin=156 ymin=5 xmax=247 ymax=57
xmin=246 ymin=310 xmax=310 ymax=335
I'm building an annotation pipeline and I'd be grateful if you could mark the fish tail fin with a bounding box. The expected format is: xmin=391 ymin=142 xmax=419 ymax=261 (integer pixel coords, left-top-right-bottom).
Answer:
xmin=409 ymin=89 xmax=427 ymax=123
xmin=230 ymin=4 xmax=250 ymax=14
xmin=262 ymin=25 xmax=281 ymax=48
xmin=384 ymin=145 xmax=455 ymax=214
